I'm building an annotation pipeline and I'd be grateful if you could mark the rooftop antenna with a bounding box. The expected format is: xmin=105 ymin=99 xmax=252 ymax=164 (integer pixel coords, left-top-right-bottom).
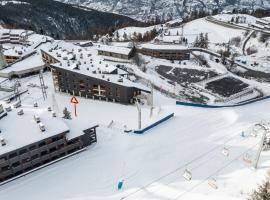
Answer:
xmin=52 ymin=93 xmax=59 ymax=114
xmin=14 ymin=79 xmax=21 ymax=103
xmin=135 ymin=99 xmax=142 ymax=130
xmin=39 ymin=69 xmax=47 ymax=100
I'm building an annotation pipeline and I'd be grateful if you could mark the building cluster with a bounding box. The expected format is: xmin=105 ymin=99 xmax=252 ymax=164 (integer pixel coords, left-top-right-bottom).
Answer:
xmin=0 ymin=104 xmax=97 ymax=184
xmin=0 ymin=29 xmax=53 ymax=78
xmin=41 ymin=41 xmax=150 ymax=104
xmin=0 ymin=29 xmax=34 ymax=45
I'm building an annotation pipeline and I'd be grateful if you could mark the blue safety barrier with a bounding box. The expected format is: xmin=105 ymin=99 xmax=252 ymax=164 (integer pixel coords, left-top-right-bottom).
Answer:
xmin=134 ymin=113 xmax=174 ymax=134
xmin=176 ymin=95 xmax=270 ymax=108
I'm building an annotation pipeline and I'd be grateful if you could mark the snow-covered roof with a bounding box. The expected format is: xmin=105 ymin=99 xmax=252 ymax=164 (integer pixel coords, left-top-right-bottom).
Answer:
xmin=0 ymin=106 xmax=69 ymax=155
xmin=97 ymin=45 xmax=133 ymax=56
xmin=42 ymin=41 xmax=150 ymax=92
xmin=63 ymin=118 xmax=98 ymax=140
xmin=3 ymin=45 xmax=36 ymax=57
xmin=256 ymin=18 xmax=270 ymax=25
xmin=0 ymin=52 xmax=44 ymax=76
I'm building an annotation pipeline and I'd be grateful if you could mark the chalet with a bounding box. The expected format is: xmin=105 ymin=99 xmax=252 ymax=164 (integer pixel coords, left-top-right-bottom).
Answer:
xmin=0 ymin=107 xmax=97 ymax=184
xmin=41 ymin=42 xmax=150 ymax=104
xmin=97 ymin=45 xmax=135 ymax=60
xmin=77 ymin=41 xmax=93 ymax=47
xmin=3 ymin=46 xmax=36 ymax=64
xmin=0 ymin=45 xmax=6 ymax=69
xmin=0 ymin=29 xmax=34 ymax=45
xmin=138 ymin=43 xmax=190 ymax=60
xmin=256 ymin=18 xmax=270 ymax=26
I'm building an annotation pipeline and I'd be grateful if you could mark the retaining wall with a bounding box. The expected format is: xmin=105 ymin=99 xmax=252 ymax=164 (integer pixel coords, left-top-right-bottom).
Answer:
xmin=134 ymin=113 xmax=174 ymax=134
xmin=176 ymin=95 xmax=270 ymax=108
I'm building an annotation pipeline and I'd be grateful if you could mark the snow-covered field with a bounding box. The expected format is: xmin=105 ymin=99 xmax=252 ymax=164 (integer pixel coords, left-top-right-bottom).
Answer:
xmin=167 ymin=18 xmax=245 ymax=44
xmin=0 ymin=72 xmax=270 ymax=200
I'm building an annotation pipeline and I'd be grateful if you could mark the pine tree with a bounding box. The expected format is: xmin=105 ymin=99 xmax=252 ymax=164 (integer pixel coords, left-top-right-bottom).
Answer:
xmin=115 ymin=31 xmax=120 ymax=40
xmin=199 ymin=32 xmax=205 ymax=48
xmin=249 ymin=181 xmax=270 ymax=200
xmin=63 ymin=107 xmax=71 ymax=119
xmin=204 ymin=33 xmax=209 ymax=49
xmin=123 ymin=32 xmax=128 ymax=41
xmin=194 ymin=36 xmax=199 ymax=47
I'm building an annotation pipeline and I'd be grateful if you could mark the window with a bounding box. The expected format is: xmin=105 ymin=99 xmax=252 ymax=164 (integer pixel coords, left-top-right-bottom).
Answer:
xmin=40 ymin=151 xmax=48 ymax=156
xmin=31 ymin=154 xmax=39 ymax=160
xmin=39 ymin=141 xmax=46 ymax=147
xmin=19 ymin=149 xmax=27 ymax=155
xmin=49 ymin=147 xmax=57 ymax=153
xmin=2 ymin=165 xmax=10 ymax=171
xmin=29 ymin=145 xmax=36 ymax=151
xmin=9 ymin=152 xmax=17 ymax=159
xmin=116 ymin=88 xmax=120 ymax=97
xmin=12 ymin=161 xmax=20 ymax=168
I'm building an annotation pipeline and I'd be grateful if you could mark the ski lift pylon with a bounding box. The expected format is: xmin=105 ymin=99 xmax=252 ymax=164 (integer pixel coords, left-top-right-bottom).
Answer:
xmin=183 ymin=169 xmax=192 ymax=181
xmin=242 ymin=153 xmax=252 ymax=165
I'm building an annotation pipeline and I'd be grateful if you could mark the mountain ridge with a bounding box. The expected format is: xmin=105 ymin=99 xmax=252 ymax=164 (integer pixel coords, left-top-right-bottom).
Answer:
xmin=57 ymin=0 xmax=270 ymax=21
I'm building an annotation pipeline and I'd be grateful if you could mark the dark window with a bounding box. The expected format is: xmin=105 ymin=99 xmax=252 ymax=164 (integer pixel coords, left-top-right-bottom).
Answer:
xmin=2 ymin=165 xmax=10 ymax=171
xmin=39 ymin=141 xmax=46 ymax=147
xmin=31 ymin=154 xmax=39 ymax=160
xmin=9 ymin=152 xmax=17 ymax=159
xmin=40 ymin=151 xmax=48 ymax=156
xmin=19 ymin=149 xmax=27 ymax=155
xmin=49 ymin=147 xmax=57 ymax=153
xmin=29 ymin=145 xmax=36 ymax=151
xmin=12 ymin=161 xmax=20 ymax=168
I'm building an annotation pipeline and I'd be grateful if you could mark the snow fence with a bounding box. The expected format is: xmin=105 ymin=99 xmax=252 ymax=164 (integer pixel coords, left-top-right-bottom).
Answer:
xmin=133 ymin=113 xmax=174 ymax=134
xmin=176 ymin=95 xmax=270 ymax=108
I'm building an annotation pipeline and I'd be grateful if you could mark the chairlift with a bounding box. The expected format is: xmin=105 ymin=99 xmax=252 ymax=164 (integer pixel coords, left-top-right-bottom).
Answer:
xmin=0 ymin=136 xmax=6 ymax=146
xmin=5 ymin=106 xmax=12 ymax=112
xmin=52 ymin=112 xmax=56 ymax=117
xmin=17 ymin=109 xmax=24 ymax=115
xmin=242 ymin=153 xmax=252 ymax=165
xmin=250 ymin=130 xmax=258 ymax=137
xmin=208 ymin=178 xmax=218 ymax=189
xmin=222 ymin=147 xmax=230 ymax=157
xmin=183 ymin=169 xmax=192 ymax=181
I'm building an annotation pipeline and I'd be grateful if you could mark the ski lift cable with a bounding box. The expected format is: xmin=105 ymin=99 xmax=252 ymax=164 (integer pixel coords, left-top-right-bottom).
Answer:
xmin=121 ymin=129 xmax=263 ymax=200
xmin=172 ymin=141 xmax=261 ymax=200
xmin=120 ymin=127 xmax=256 ymax=199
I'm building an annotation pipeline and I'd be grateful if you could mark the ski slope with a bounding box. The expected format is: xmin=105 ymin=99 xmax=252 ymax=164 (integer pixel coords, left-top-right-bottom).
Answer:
xmin=0 ymin=73 xmax=270 ymax=200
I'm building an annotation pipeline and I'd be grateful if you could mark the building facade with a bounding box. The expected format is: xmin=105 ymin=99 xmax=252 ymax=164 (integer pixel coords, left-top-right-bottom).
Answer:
xmin=0 ymin=123 xmax=97 ymax=184
xmin=97 ymin=46 xmax=135 ymax=60
xmin=51 ymin=66 xmax=147 ymax=104
xmin=138 ymin=47 xmax=190 ymax=61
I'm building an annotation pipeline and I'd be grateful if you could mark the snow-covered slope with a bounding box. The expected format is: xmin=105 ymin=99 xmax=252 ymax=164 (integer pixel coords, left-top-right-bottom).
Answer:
xmin=57 ymin=0 xmax=270 ymax=21
xmin=0 ymin=72 xmax=270 ymax=200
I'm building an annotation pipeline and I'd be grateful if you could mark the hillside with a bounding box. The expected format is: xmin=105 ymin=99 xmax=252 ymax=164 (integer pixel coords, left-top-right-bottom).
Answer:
xmin=58 ymin=0 xmax=270 ymax=21
xmin=0 ymin=0 xmax=144 ymax=39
